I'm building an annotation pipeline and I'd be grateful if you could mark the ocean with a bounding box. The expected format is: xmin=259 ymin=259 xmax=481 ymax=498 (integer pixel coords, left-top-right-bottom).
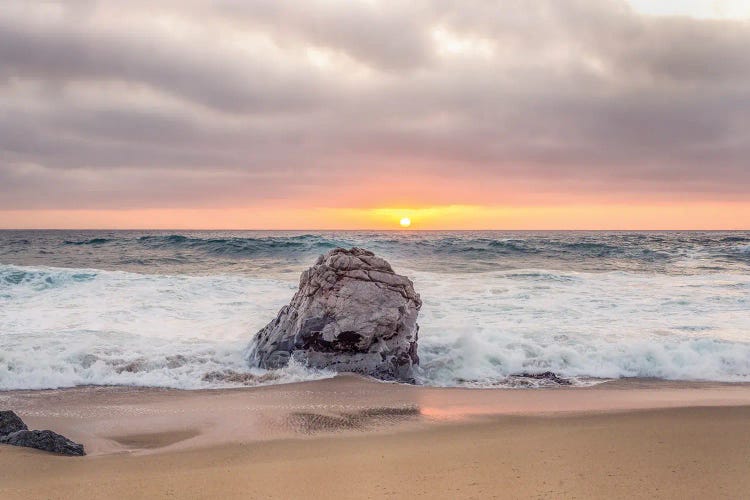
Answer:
xmin=1 ymin=230 xmax=749 ymax=390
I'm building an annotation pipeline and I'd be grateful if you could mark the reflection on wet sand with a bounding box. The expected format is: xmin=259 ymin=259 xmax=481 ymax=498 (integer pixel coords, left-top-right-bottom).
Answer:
xmin=108 ymin=429 xmax=202 ymax=450
xmin=286 ymin=407 xmax=421 ymax=434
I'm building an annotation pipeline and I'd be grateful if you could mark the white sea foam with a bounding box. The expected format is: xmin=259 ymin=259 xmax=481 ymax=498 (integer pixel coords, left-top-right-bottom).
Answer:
xmin=411 ymin=268 xmax=750 ymax=386
xmin=1 ymin=263 xmax=749 ymax=390
xmin=0 ymin=264 xmax=332 ymax=390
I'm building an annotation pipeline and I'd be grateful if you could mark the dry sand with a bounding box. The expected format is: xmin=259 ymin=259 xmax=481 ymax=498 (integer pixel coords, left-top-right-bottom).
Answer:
xmin=2 ymin=376 xmax=750 ymax=499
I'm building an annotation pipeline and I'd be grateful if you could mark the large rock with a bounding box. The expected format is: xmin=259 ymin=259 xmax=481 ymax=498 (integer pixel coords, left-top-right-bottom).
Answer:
xmin=0 ymin=430 xmax=85 ymax=456
xmin=0 ymin=410 xmax=85 ymax=456
xmin=247 ymin=248 xmax=421 ymax=381
xmin=0 ymin=410 xmax=28 ymax=436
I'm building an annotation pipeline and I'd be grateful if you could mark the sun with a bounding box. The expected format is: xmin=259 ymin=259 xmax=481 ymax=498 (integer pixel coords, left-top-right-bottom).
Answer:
xmin=399 ymin=217 xmax=411 ymax=228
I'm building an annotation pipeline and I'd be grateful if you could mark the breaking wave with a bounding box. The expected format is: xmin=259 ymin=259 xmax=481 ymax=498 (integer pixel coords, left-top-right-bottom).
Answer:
xmin=1 ymin=262 xmax=749 ymax=390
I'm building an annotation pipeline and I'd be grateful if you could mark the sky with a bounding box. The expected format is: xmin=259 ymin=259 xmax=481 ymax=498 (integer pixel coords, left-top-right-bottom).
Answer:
xmin=1 ymin=0 xmax=749 ymax=230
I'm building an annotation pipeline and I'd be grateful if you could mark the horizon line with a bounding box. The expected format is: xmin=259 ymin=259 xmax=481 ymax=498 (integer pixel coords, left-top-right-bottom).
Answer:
xmin=1 ymin=228 xmax=748 ymax=232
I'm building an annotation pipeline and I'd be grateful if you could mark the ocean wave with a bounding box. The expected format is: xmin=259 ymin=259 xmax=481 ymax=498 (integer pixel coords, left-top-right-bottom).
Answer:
xmin=1 ymin=266 xmax=97 ymax=289
xmin=415 ymin=335 xmax=750 ymax=386
xmin=410 ymin=266 xmax=750 ymax=386
xmin=3 ymin=231 xmax=750 ymax=274
xmin=0 ymin=264 xmax=322 ymax=390
xmin=136 ymin=233 xmax=346 ymax=257
xmin=63 ymin=237 xmax=114 ymax=245
xmin=2 ymin=263 xmax=750 ymax=390
xmin=0 ymin=340 xmax=334 ymax=391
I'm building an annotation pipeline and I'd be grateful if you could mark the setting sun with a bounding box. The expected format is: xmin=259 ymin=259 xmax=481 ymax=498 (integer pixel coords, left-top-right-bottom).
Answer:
xmin=399 ymin=217 xmax=412 ymax=228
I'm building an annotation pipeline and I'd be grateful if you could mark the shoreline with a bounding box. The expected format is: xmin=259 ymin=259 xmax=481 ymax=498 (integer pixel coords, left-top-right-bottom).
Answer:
xmin=3 ymin=376 xmax=750 ymax=498
xmin=2 ymin=375 xmax=750 ymax=455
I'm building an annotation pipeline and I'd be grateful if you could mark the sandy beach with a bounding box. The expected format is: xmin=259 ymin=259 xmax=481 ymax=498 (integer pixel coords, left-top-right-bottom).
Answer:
xmin=2 ymin=376 xmax=750 ymax=499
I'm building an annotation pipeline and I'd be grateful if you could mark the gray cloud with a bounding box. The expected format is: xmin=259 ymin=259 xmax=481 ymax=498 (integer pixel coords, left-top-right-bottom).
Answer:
xmin=1 ymin=0 xmax=749 ymax=210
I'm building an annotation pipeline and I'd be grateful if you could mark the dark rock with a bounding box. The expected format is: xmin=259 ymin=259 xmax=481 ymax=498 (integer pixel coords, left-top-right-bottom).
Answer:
xmin=0 ymin=430 xmax=85 ymax=456
xmin=0 ymin=410 xmax=28 ymax=436
xmin=247 ymin=247 xmax=421 ymax=381
xmin=517 ymin=371 xmax=572 ymax=385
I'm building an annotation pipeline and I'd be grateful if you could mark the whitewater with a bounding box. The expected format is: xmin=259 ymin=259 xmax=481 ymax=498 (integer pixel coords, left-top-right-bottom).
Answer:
xmin=1 ymin=231 xmax=749 ymax=390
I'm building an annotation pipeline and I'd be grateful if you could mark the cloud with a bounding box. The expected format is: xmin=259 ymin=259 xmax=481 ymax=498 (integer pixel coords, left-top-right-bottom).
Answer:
xmin=0 ymin=0 xmax=748 ymax=210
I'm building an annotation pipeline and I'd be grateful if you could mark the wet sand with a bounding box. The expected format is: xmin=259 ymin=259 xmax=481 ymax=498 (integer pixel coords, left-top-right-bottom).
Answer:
xmin=2 ymin=376 xmax=750 ymax=498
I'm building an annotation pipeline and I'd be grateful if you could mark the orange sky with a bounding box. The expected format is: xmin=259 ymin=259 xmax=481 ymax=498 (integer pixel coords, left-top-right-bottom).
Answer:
xmin=2 ymin=202 xmax=748 ymax=230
